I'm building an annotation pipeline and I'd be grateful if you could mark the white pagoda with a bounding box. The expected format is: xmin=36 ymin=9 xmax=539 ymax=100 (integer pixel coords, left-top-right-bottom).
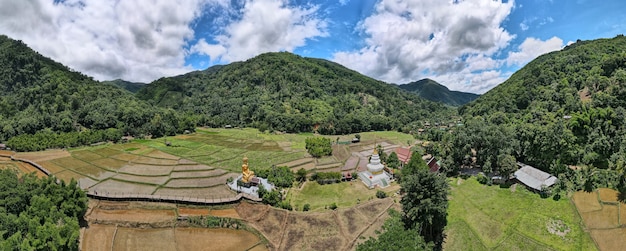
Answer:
xmin=359 ymin=148 xmax=391 ymax=189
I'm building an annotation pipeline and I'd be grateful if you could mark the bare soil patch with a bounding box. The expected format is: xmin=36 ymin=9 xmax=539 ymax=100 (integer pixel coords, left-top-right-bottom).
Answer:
xmin=88 ymin=207 xmax=176 ymax=223
xmin=175 ymin=228 xmax=265 ymax=251
xmin=153 ymin=186 xmax=237 ymax=199
xmin=16 ymin=162 xmax=47 ymax=177
xmin=164 ymin=173 xmax=236 ymax=188
xmin=572 ymin=191 xmax=602 ymax=213
xmin=581 ymin=204 xmax=620 ymax=229
xmin=236 ymin=201 xmax=268 ymax=221
xmin=253 ymin=209 xmax=287 ymax=245
xmin=210 ymin=208 xmax=241 ymax=219
xmin=112 ymin=227 xmax=177 ymax=251
xmin=81 ymin=224 xmax=116 ymax=251
xmin=590 ymin=228 xmax=626 ymax=251
xmin=40 ymin=161 xmax=69 ymax=174
xmin=178 ymin=207 xmax=210 ymax=216
xmin=337 ymin=207 xmax=369 ymax=236
xmin=14 ymin=149 xmax=70 ymax=162
xmin=281 ymin=212 xmax=344 ymax=251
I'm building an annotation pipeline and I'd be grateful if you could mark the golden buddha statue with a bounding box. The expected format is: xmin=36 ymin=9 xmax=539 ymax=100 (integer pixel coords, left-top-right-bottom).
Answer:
xmin=241 ymin=156 xmax=255 ymax=183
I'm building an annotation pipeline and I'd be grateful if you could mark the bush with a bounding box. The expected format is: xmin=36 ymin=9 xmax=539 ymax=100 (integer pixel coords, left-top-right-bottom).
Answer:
xmin=303 ymin=203 xmax=311 ymax=211
xmin=278 ymin=201 xmax=293 ymax=210
xmin=477 ymin=173 xmax=490 ymax=185
xmin=329 ymin=202 xmax=338 ymax=210
xmin=376 ymin=190 xmax=387 ymax=199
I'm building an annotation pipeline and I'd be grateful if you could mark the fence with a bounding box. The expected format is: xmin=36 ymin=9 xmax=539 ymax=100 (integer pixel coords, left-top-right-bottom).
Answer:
xmin=86 ymin=190 xmax=262 ymax=204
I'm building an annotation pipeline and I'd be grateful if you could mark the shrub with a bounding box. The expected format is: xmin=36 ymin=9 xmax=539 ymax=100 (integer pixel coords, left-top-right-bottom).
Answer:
xmin=303 ymin=204 xmax=311 ymax=211
xmin=329 ymin=202 xmax=338 ymax=210
xmin=477 ymin=173 xmax=490 ymax=185
xmin=376 ymin=190 xmax=387 ymax=199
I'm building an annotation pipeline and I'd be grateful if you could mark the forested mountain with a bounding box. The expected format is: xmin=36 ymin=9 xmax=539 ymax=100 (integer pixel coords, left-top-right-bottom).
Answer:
xmin=137 ymin=52 xmax=454 ymax=134
xmin=102 ymin=79 xmax=145 ymax=93
xmin=0 ymin=35 xmax=193 ymax=150
xmin=399 ymin=78 xmax=479 ymax=106
xmin=437 ymin=35 xmax=626 ymax=187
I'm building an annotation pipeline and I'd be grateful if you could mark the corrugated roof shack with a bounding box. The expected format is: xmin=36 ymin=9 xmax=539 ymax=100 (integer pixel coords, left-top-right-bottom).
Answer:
xmin=513 ymin=162 xmax=557 ymax=191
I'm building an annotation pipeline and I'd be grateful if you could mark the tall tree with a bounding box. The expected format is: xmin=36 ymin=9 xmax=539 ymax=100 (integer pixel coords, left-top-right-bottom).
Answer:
xmin=401 ymin=167 xmax=449 ymax=249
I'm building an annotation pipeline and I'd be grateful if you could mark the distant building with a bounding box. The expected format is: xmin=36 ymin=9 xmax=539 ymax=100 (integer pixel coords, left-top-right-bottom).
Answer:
xmin=0 ymin=144 xmax=6 ymax=150
xmin=427 ymin=157 xmax=440 ymax=173
xmin=513 ymin=162 xmax=557 ymax=191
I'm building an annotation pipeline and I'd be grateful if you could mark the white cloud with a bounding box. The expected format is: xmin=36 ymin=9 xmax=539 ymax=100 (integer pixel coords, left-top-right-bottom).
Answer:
xmin=332 ymin=0 xmax=515 ymax=93
xmin=191 ymin=0 xmax=328 ymax=63
xmin=520 ymin=22 xmax=529 ymax=31
xmin=507 ymin=36 xmax=564 ymax=66
xmin=0 ymin=0 xmax=224 ymax=82
xmin=339 ymin=0 xmax=350 ymax=6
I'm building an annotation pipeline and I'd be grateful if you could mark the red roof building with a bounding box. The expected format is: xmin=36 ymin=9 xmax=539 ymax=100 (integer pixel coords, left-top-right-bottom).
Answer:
xmin=427 ymin=157 xmax=440 ymax=173
xmin=394 ymin=147 xmax=412 ymax=166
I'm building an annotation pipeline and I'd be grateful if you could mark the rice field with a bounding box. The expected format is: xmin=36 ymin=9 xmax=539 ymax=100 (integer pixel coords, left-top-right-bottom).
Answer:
xmin=572 ymin=189 xmax=626 ymax=251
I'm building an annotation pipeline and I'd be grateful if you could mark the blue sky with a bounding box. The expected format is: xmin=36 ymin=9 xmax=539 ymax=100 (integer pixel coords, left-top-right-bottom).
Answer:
xmin=1 ymin=0 xmax=625 ymax=93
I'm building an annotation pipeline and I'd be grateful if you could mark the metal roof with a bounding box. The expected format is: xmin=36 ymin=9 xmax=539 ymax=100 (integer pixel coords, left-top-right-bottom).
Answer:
xmin=514 ymin=162 xmax=557 ymax=190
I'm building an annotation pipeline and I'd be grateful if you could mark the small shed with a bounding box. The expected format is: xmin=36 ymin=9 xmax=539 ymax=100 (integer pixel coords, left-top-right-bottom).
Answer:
xmin=514 ymin=162 xmax=557 ymax=191
xmin=0 ymin=144 xmax=6 ymax=150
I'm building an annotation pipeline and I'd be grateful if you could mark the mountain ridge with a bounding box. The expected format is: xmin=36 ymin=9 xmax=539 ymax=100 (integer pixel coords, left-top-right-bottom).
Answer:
xmin=398 ymin=78 xmax=479 ymax=106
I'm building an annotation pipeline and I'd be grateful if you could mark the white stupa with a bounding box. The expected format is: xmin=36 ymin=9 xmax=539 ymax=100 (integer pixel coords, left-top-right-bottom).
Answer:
xmin=359 ymin=148 xmax=391 ymax=189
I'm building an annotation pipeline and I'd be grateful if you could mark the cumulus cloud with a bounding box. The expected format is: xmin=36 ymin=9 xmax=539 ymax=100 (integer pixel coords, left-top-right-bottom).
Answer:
xmin=507 ymin=36 xmax=564 ymax=66
xmin=0 ymin=0 xmax=225 ymax=82
xmin=190 ymin=0 xmax=328 ymax=63
xmin=332 ymin=0 xmax=515 ymax=93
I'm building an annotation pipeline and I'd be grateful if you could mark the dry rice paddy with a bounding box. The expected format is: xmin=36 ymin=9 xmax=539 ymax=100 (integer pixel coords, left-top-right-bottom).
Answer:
xmin=572 ymin=189 xmax=626 ymax=251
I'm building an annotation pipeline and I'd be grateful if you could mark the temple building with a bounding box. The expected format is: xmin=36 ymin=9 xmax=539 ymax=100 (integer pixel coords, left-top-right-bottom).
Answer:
xmin=359 ymin=148 xmax=392 ymax=189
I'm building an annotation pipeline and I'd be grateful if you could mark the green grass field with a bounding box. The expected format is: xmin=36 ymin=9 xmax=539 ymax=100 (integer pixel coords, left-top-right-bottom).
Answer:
xmin=286 ymin=180 xmax=401 ymax=211
xmin=445 ymin=177 xmax=597 ymax=251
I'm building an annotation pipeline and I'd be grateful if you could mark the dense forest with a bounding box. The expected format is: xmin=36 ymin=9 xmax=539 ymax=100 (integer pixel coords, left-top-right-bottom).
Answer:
xmin=136 ymin=52 xmax=454 ymax=134
xmin=0 ymin=170 xmax=87 ymax=250
xmin=0 ymin=35 xmax=195 ymax=150
xmin=428 ymin=35 xmax=626 ymax=193
xmin=399 ymin=78 xmax=479 ymax=106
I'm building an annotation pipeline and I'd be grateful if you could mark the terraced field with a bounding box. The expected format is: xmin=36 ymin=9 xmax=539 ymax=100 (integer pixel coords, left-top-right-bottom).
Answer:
xmin=7 ymin=128 xmax=414 ymax=203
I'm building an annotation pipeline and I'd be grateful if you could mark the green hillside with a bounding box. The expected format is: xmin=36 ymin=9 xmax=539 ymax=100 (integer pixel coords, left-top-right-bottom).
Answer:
xmin=0 ymin=35 xmax=191 ymax=149
xmin=399 ymin=78 xmax=479 ymax=106
xmin=439 ymin=35 xmax=626 ymax=180
xmin=137 ymin=52 xmax=454 ymax=134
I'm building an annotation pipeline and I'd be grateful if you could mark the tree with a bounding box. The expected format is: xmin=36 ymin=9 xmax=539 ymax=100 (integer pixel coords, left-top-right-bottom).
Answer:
xmin=401 ymin=168 xmax=449 ymax=249
xmin=498 ymin=154 xmax=517 ymax=179
xmin=305 ymin=137 xmax=332 ymax=157
xmin=296 ymin=168 xmax=307 ymax=182
xmin=357 ymin=209 xmax=432 ymax=251
xmin=386 ymin=151 xmax=400 ymax=169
